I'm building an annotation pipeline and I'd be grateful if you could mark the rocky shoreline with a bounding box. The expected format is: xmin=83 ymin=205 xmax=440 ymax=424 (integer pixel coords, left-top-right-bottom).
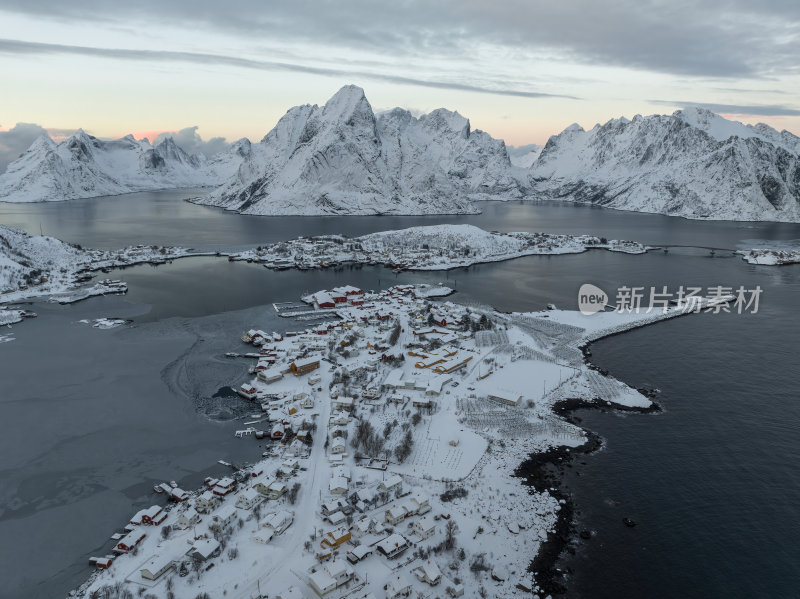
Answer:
xmin=517 ymin=392 xmax=661 ymax=596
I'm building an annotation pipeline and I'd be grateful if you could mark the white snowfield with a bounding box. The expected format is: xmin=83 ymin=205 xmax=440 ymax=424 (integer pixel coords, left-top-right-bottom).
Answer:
xmin=70 ymin=282 xmax=721 ymax=599
xmin=530 ymin=106 xmax=800 ymax=222
xmin=193 ymin=85 xmax=526 ymax=216
xmin=0 ymin=131 xmax=250 ymax=203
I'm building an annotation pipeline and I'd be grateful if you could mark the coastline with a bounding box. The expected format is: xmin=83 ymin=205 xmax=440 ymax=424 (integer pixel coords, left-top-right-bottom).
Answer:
xmin=513 ymin=305 xmax=716 ymax=597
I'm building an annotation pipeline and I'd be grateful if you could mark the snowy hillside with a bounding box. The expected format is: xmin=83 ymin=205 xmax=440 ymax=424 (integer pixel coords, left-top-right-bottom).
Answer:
xmin=530 ymin=107 xmax=800 ymax=222
xmin=0 ymin=224 xmax=83 ymax=292
xmin=0 ymin=131 xmax=250 ymax=203
xmin=194 ymin=85 xmax=525 ymax=215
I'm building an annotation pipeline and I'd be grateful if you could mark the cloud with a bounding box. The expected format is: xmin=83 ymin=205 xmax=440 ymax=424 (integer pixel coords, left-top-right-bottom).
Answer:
xmin=506 ymin=143 xmax=542 ymax=157
xmin=0 ymin=122 xmax=50 ymax=173
xmin=154 ymin=126 xmax=230 ymax=157
xmin=0 ymin=38 xmax=577 ymax=100
xmin=2 ymin=1 xmax=799 ymax=78
xmin=648 ymin=100 xmax=800 ymax=116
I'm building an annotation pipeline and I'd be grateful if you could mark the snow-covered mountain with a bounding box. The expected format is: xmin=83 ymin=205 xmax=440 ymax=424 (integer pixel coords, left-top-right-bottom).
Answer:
xmin=530 ymin=107 xmax=800 ymax=222
xmin=0 ymin=131 xmax=250 ymax=203
xmin=194 ymin=85 xmax=524 ymax=215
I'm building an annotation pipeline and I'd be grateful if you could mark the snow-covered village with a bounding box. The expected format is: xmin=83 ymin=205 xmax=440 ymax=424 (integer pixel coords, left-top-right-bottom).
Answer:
xmin=4 ymin=4 xmax=800 ymax=597
xmin=68 ymin=280 xmax=714 ymax=599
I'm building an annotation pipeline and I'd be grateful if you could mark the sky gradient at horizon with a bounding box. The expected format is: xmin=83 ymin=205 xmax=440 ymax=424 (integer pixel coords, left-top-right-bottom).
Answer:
xmin=1 ymin=0 xmax=800 ymax=166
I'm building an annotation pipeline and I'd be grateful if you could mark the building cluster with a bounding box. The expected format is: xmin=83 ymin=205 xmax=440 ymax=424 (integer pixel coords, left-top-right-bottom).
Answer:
xmin=81 ymin=283 xmax=556 ymax=599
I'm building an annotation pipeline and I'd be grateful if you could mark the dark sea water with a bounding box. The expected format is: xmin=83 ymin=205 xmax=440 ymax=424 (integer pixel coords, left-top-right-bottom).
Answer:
xmin=1 ymin=188 xmax=799 ymax=251
xmin=0 ymin=191 xmax=799 ymax=598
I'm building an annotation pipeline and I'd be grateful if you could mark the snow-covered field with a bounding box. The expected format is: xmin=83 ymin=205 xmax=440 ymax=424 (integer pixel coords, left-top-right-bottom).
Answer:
xmin=70 ymin=282 xmax=716 ymax=599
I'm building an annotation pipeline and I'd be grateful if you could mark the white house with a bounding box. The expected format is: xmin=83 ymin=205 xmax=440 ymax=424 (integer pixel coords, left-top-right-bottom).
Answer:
xmin=409 ymin=494 xmax=431 ymax=515
xmin=260 ymin=510 xmax=293 ymax=534
xmin=309 ymin=570 xmax=337 ymax=597
xmin=323 ymin=559 xmax=354 ymax=587
xmin=287 ymin=438 xmax=306 ymax=457
xmin=350 ymin=516 xmax=374 ymax=538
xmin=330 ymin=411 xmax=350 ymax=426
xmin=426 ymin=374 xmax=452 ymax=395
xmin=321 ymin=499 xmax=347 ymax=516
xmin=413 ymin=515 xmax=437 ymax=540
xmin=212 ymin=504 xmax=237 ymax=527
xmin=330 ymin=437 xmax=346 ymax=454
xmin=378 ymin=474 xmax=403 ymax=494
xmin=413 ymin=560 xmax=442 ymax=586
xmin=235 ymin=488 xmax=263 ymax=510
xmin=195 ymin=490 xmax=217 ymax=513
xmin=175 ymin=507 xmax=200 ymax=530
xmin=140 ymin=554 xmax=174 ymax=581
xmin=384 ymin=505 xmax=407 ymax=525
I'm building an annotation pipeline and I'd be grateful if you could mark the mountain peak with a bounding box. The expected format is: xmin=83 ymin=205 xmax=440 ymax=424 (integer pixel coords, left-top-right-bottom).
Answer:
xmin=29 ymin=133 xmax=56 ymax=152
xmin=421 ymin=109 xmax=470 ymax=138
xmin=322 ymin=85 xmax=373 ymax=122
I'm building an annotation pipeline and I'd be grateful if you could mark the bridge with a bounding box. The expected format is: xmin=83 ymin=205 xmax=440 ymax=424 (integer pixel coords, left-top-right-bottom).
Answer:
xmin=653 ymin=244 xmax=738 ymax=254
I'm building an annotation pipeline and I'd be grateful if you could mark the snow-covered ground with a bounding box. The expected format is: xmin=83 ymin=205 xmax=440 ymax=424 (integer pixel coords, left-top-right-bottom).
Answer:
xmin=70 ymin=282 xmax=718 ymax=599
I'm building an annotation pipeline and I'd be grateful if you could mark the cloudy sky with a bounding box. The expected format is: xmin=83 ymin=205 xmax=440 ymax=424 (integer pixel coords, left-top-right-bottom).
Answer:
xmin=1 ymin=0 xmax=799 ymax=170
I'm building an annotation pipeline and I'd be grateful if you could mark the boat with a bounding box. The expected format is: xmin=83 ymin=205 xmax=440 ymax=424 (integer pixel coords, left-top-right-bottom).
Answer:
xmin=154 ymin=485 xmax=164 ymax=494
xmin=169 ymin=480 xmax=178 ymax=488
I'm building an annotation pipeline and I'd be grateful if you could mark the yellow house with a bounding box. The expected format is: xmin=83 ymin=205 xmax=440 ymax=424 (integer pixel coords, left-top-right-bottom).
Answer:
xmin=320 ymin=527 xmax=351 ymax=549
